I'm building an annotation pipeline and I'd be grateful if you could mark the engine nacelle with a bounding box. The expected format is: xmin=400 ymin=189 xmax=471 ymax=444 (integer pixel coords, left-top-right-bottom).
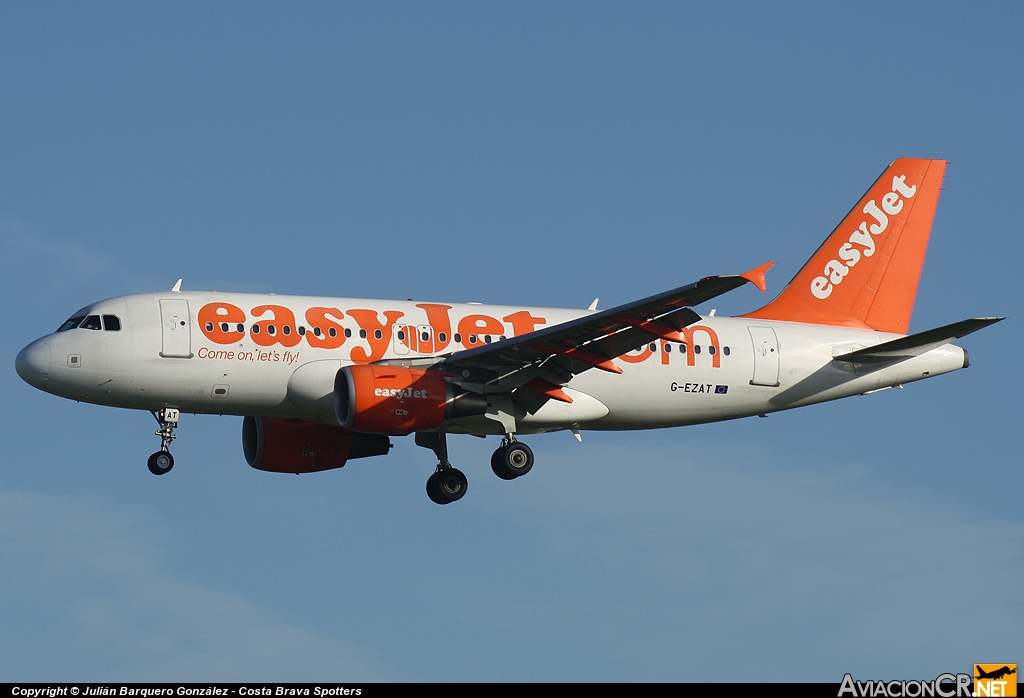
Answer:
xmin=242 ymin=416 xmax=391 ymax=473
xmin=334 ymin=365 xmax=488 ymax=435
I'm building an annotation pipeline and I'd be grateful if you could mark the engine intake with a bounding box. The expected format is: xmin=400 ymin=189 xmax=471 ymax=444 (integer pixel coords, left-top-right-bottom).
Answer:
xmin=335 ymin=365 xmax=488 ymax=434
xmin=242 ymin=416 xmax=391 ymax=473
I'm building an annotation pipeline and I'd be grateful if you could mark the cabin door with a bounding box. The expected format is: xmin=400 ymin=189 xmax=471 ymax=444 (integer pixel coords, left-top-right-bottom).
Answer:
xmin=748 ymin=326 xmax=779 ymax=387
xmin=159 ymin=299 xmax=193 ymax=358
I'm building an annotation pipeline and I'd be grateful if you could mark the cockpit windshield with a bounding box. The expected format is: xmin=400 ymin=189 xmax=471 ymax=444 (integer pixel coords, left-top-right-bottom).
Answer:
xmin=57 ymin=316 xmax=86 ymax=332
xmin=55 ymin=314 xmax=122 ymax=332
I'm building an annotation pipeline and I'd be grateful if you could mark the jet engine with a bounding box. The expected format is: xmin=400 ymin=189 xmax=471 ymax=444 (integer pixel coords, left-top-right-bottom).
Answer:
xmin=242 ymin=416 xmax=391 ymax=473
xmin=335 ymin=365 xmax=488 ymax=434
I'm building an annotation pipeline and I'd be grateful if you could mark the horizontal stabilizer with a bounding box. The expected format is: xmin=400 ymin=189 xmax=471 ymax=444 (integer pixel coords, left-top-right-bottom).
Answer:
xmin=833 ymin=317 xmax=1003 ymax=364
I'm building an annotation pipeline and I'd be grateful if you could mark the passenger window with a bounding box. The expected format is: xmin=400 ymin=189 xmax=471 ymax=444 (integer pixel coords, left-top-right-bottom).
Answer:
xmin=220 ymin=322 xmax=229 ymax=332
xmin=344 ymin=328 xmax=352 ymax=338
xmin=375 ymin=329 xmax=383 ymax=340
xmin=237 ymin=324 xmax=245 ymax=333
xmin=58 ymin=316 xmax=86 ymax=332
xmin=397 ymin=330 xmax=406 ymax=341
xmin=205 ymin=322 xmax=215 ymax=332
xmin=665 ymin=344 xmax=672 ymax=353
xmin=298 ymin=326 xmax=306 ymax=336
xmin=484 ymin=335 xmax=491 ymax=344
xmin=313 ymin=327 xmax=321 ymax=337
xmin=708 ymin=345 xmax=716 ymax=355
xmin=723 ymin=346 xmax=730 ymax=356
xmin=439 ymin=332 xmax=448 ymax=343
xmin=469 ymin=334 xmax=477 ymax=344
xmin=268 ymin=325 xmax=277 ymax=336
xmin=252 ymin=325 xmax=260 ymax=334
xmin=694 ymin=345 xmax=701 ymax=354
xmin=81 ymin=315 xmax=102 ymax=330
xmin=454 ymin=333 xmax=462 ymax=343
xmin=680 ymin=343 xmax=687 ymax=353
xmin=329 ymin=328 xmax=337 ymax=338
xmin=359 ymin=329 xmax=367 ymax=339
xmin=282 ymin=325 xmax=291 ymax=336
xmin=649 ymin=343 xmax=657 ymax=352
xmin=103 ymin=315 xmax=121 ymax=331
xmin=420 ymin=331 xmax=428 ymax=342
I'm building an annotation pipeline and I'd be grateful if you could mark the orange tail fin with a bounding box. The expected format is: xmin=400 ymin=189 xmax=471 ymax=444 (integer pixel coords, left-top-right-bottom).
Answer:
xmin=742 ymin=158 xmax=947 ymax=334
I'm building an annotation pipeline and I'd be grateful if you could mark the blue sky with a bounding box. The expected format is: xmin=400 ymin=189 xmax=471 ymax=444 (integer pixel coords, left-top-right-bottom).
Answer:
xmin=1 ymin=2 xmax=1021 ymax=681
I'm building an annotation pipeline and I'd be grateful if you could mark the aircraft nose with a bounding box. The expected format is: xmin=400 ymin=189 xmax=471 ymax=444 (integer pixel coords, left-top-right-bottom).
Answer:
xmin=15 ymin=338 xmax=51 ymax=389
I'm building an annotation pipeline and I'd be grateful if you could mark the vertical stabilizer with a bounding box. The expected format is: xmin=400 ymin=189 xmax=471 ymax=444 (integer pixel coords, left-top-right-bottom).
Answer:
xmin=742 ymin=158 xmax=946 ymax=334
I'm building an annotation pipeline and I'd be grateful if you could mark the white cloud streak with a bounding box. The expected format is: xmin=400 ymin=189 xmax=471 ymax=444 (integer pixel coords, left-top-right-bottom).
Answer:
xmin=0 ymin=489 xmax=396 ymax=681
xmin=0 ymin=439 xmax=1019 ymax=681
xmin=467 ymin=439 xmax=1024 ymax=680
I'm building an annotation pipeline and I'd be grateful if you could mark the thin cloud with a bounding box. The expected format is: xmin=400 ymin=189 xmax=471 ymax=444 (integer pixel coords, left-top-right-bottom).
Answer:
xmin=0 ymin=489 xmax=397 ymax=681
xmin=466 ymin=439 xmax=1024 ymax=680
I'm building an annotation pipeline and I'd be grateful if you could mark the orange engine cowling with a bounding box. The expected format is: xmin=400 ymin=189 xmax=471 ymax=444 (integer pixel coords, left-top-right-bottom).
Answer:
xmin=335 ymin=365 xmax=488 ymax=435
xmin=242 ymin=416 xmax=391 ymax=473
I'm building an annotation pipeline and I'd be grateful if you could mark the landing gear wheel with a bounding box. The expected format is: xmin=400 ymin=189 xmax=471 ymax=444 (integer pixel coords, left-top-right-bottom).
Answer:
xmin=491 ymin=448 xmax=515 ymax=480
xmin=147 ymin=450 xmax=174 ymax=475
xmin=438 ymin=468 xmax=467 ymax=502
xmin=426 ymin=468 xmax=467 ymax=504
xmin=491 ymin=441 xmax=534 ymax=480
xmin=426 ymin=472 xmax=445 ymax=505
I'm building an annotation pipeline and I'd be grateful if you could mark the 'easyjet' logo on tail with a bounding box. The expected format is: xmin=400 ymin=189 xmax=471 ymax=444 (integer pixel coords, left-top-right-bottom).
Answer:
xmin=811 ymin=174 xmax=918 ymax=300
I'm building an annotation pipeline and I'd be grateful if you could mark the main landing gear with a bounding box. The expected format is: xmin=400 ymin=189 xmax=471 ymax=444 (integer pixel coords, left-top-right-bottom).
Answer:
xmin=148 ymin=408 xmax=179 ymax=475
xmin=415 ymin=432 xmax=467 ymax=505
xmin=491 ymin=437 xmax=534 ymax=480
xmin=415 ymin=431 xmax=535 ymax=504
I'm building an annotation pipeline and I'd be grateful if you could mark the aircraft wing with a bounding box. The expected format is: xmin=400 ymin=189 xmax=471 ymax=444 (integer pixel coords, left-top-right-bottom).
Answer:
xmin=832 ymin=317 xmax=1004 ymax=364
xmin=380 ymin=263 xmax=773 ymax=407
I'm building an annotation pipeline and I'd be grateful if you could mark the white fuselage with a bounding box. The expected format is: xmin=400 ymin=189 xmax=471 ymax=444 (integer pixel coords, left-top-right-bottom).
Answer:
xmin=16 ymin=291 xmax=968 ymax=435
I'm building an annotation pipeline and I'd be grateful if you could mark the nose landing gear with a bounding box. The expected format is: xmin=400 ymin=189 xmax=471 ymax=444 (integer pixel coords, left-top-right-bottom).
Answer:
xmin=148 ymin=408 xmax=179 ymax=475
xmin=147 ymin=450 xmax=174 ymax=475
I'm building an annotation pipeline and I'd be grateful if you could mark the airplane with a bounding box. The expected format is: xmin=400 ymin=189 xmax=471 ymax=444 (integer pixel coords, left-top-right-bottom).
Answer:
xmin=15 ymin=158 xmax=1003 ymax=504
xmin=975 ymin=666 xmax=1016 ymax=681
xmin=974 ymin=663 xmax=1015 ymax=679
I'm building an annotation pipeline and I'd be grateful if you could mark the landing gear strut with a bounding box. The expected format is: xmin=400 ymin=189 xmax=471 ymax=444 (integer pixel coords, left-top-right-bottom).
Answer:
xmin=148 ymin=408 xmax=179 ymax=475
xmin=491 ymin=436 xmax=534 ymax=480
xmin=415 ymin=431 xmax=467 ymax=505
xmin=413 ymin=431 xmax=536 ymax=503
